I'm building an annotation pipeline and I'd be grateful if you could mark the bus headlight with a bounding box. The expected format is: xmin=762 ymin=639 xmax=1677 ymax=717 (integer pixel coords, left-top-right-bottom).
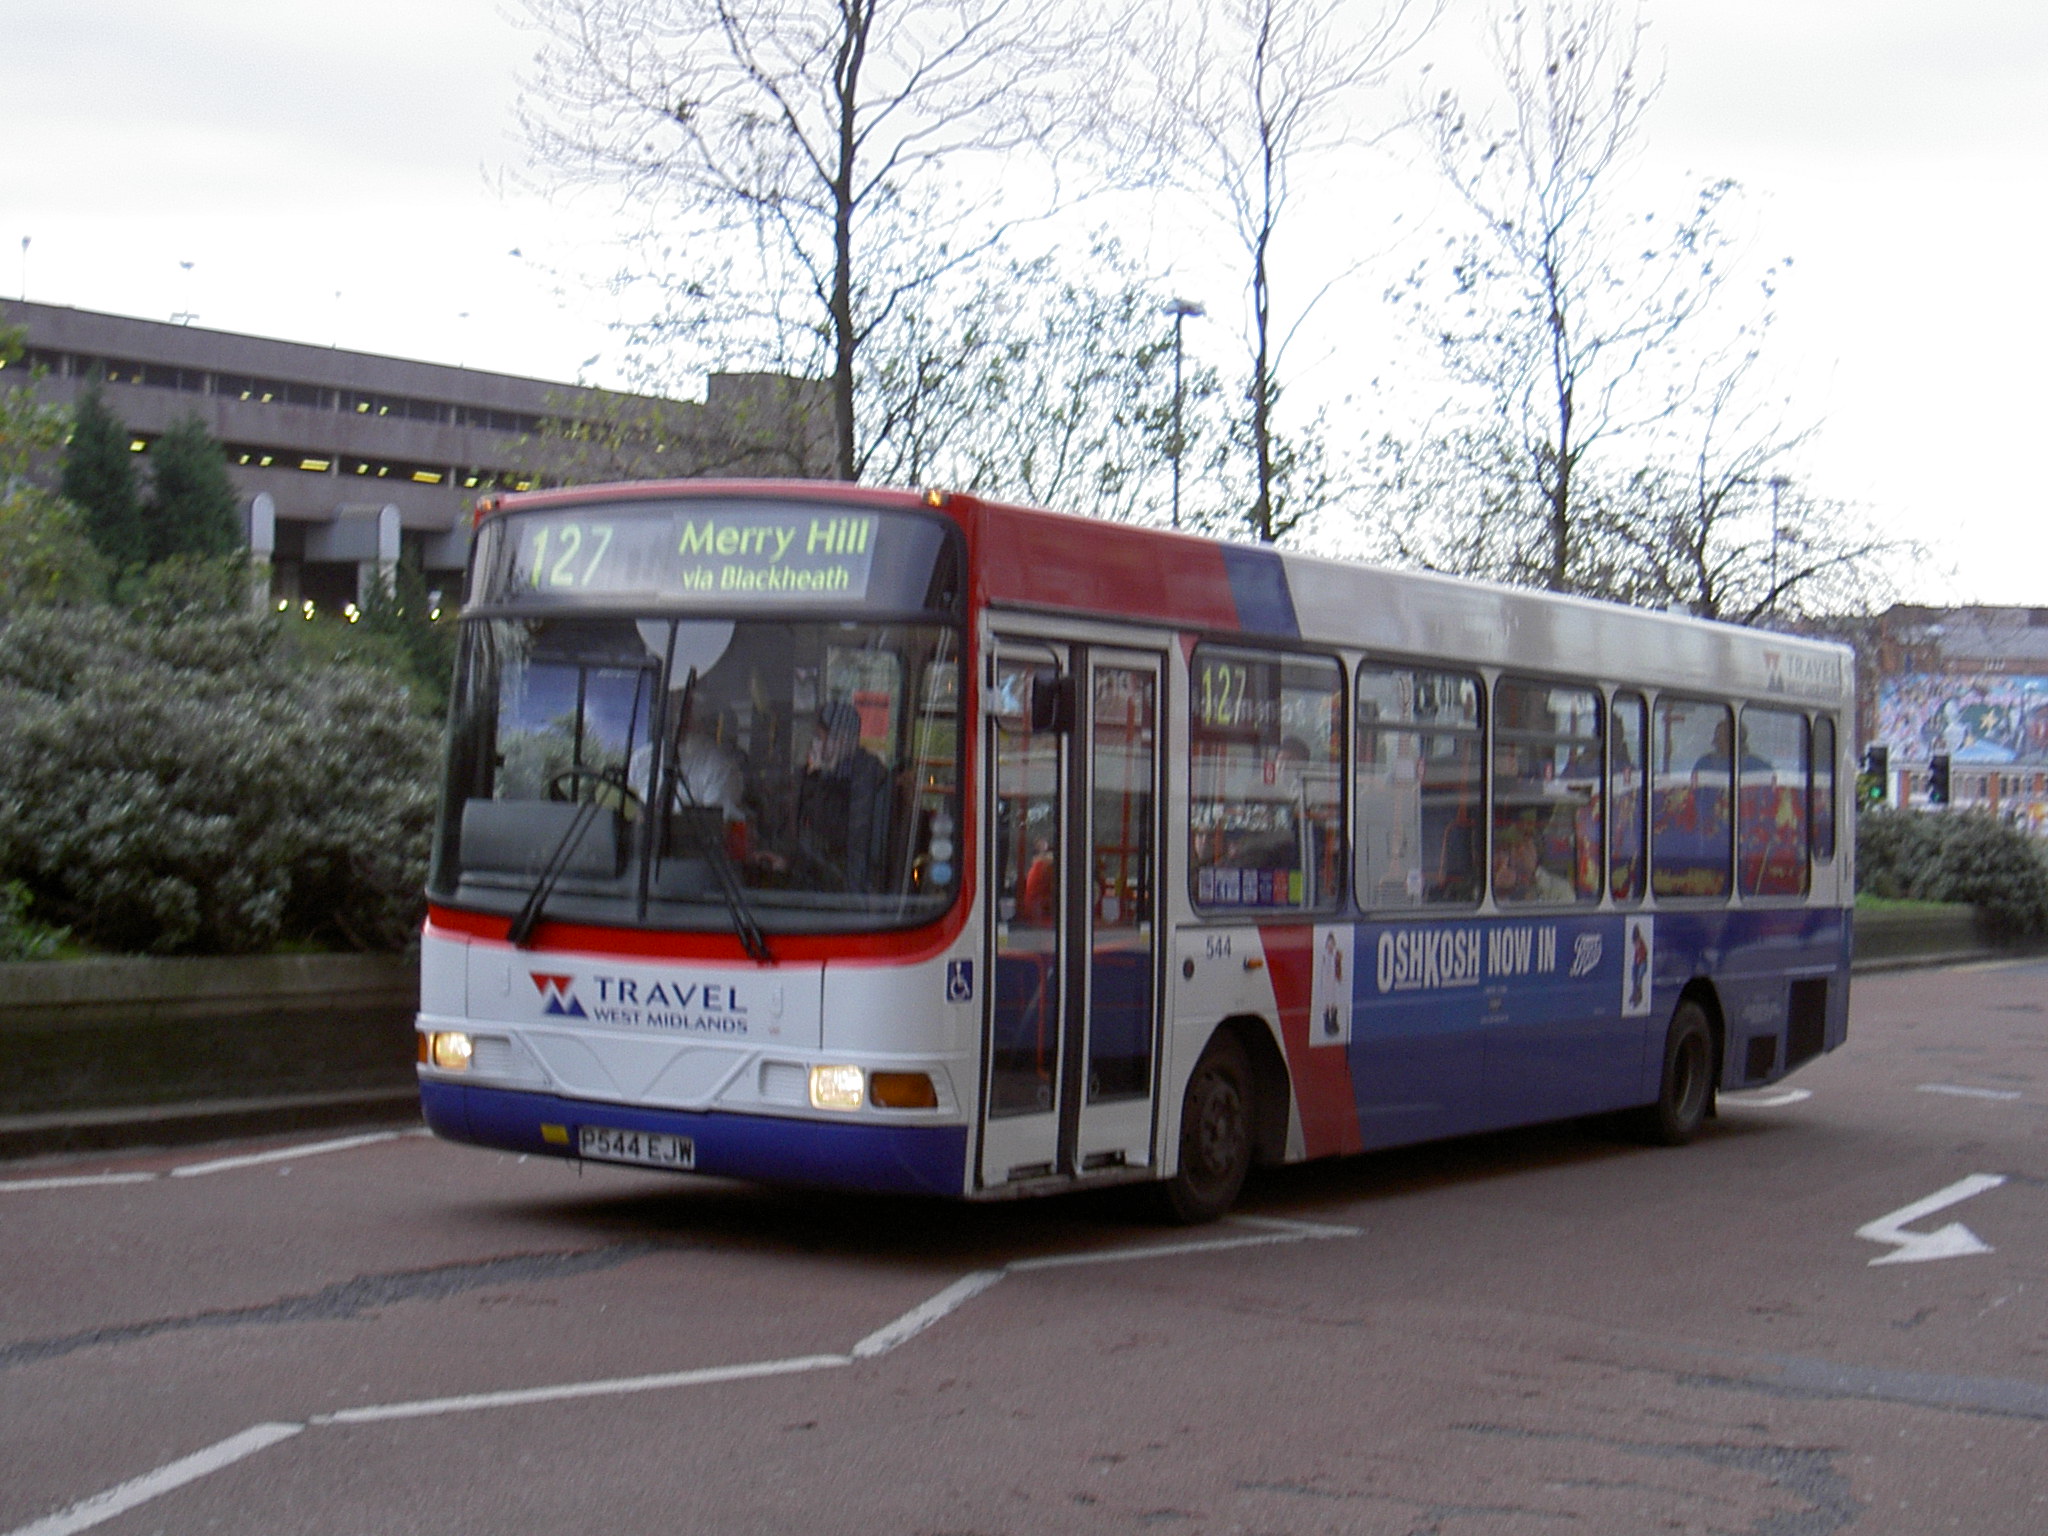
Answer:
xmin=428 ymin=1031 xmax=475 ymax=1071
xmin=809 ymin=1064 xmax=864 ymax=1111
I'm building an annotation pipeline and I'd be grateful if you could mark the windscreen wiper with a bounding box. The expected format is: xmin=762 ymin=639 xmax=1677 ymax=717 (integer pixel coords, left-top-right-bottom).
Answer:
xmin=508 ymin=792 xmax=610 ymax=949
xmin=660 ymin=669 xmax=773 ymax=964
xmin=670 ymin=786 xmax=773 ymax=963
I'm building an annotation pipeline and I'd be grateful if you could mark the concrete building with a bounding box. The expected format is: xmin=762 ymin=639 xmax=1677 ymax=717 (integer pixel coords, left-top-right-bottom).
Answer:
xmin=1 ymin=298 xmax=831 ymax=612
xmin=1869 ymin=604 xmax=2048 ymax=826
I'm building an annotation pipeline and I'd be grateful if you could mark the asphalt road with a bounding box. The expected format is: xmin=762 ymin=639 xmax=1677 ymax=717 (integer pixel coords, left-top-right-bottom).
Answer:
xmin=2 ymin=960 xmax=2043 ymax=1536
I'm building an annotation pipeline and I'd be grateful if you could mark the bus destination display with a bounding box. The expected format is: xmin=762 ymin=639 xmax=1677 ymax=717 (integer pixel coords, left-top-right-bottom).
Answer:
xmin=502 ymin=505 xmax=880 ymax=605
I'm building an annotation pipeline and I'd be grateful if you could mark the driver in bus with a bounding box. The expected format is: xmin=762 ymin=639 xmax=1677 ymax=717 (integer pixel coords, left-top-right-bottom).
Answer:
xmin=629 ymin=685 xmax=748 ymax=850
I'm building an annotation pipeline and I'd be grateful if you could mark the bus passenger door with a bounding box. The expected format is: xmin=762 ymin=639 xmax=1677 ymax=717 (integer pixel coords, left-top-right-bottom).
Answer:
xmin=979 ymin=644 xmax=1163 ymax=1190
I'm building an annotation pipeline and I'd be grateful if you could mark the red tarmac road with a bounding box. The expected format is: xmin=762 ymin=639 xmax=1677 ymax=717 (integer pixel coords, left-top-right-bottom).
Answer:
xmin=2 ymin=959 xmax=2043 ymax=1534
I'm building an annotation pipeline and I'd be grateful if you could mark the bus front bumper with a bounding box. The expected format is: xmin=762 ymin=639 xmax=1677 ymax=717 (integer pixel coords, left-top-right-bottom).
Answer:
xmin=419 ymin=1079 xmax=969 ymax=1198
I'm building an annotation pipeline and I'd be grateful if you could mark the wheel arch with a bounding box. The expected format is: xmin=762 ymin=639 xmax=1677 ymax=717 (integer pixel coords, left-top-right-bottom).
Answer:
xmin=1212 ymin=1012 xmax=1292 ymax=1167
xmin=1674 ymin=977 xmax=1727 ymax=1096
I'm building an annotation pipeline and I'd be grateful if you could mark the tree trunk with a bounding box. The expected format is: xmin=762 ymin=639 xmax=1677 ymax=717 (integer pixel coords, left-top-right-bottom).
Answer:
xmin=829 ymin=0 xmax=872 ymax=482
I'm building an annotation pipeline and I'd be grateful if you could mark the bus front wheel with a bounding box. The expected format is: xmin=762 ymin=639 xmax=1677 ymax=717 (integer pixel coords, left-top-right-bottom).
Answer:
xmin=1635 ymin=998 xmax=1715 ymax=1146
xmin=1160 ymin=1033 xmax=1254 ymax=1224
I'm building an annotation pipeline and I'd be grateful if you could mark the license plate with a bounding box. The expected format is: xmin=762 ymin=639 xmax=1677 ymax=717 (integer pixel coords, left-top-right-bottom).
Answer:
xmin=577 ymin=1125 xmax=696 ymax=1170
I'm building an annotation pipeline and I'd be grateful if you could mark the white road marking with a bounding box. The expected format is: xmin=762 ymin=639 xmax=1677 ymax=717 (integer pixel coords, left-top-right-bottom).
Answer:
xmin=0 ymin=1130 xmax=422 ymax=1195
xmin=1 ymin=1212 xmax=1359 ymax=1535
xmin=315 ymin=1353 xmax=853 ymax=1425
xmin=6 ymin=1422 xmax=302 ymax=1536
xmin=851 ymin=1271 xmax=1005 ymax=1358
xmin=1010 ymin=1225 xmax=1356 ymax=1273
xmin=169 ymin=1129 xmax=413 ymax=1178
xmin=1856 ymin=1174 xmax=2009 ymax=1266
xmin=1917 ymin=1083 xmax=2025 ymax=1102
xmin=1719 ymin=1087 xmax=1812 ymax=1108
xmin=1220 ymin=1214 xmax=1360 ymax=1239
xmin=0 ymin=1173 xmax=159 ymax=1194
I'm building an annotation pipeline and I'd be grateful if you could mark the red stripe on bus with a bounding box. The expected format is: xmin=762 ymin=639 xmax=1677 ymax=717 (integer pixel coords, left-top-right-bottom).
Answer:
xmin=1257 ymin=925 xmax=1367 ymax=1160
xmin=424 ymin=903 xmax=970 ymax=965
xmin=969 ymin=501 xmax=1242 ymax=630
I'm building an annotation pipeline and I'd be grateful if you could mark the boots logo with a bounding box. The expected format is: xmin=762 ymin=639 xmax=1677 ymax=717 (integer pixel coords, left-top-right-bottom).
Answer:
xmin=530 ymin=973 xmax=586 ymax=1017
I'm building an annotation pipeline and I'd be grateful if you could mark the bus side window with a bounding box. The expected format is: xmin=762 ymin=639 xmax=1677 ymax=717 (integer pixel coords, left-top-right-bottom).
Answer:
xmin=1609 ymin=692 xmax=1647 ymax=904
xmin=1491 ymin=677 xmax=1602 ymax=906
xmin=1739 ymin=707 xmax=1810 ymax=897
xmin=1356 ymin=664 xmax=1483 ymax=908
xmin=1811 ymin=714 xmax=1837 ymax=863
xmin=1651 ymin=698 xmax=1733 ymax=899
xmin=1188 ymin=647 xmax=1345 ymax=911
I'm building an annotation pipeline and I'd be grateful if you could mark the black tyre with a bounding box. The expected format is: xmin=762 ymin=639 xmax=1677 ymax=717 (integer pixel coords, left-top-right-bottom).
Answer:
xmin=1160 ymin=1032 xmax=1254 ymax=1224
xmin=1634 ymin=998 xmax=1715 ymax=1146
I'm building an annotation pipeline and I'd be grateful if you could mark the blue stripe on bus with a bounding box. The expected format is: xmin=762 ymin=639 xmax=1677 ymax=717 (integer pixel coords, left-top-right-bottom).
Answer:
xmin=1344 ymin=905 xmax=1850 ymax=1151
xmin=1220 ymin=545 xmax=1300 ymax=638
xmin=420 ymin=1081 xmax=969 ymax=1198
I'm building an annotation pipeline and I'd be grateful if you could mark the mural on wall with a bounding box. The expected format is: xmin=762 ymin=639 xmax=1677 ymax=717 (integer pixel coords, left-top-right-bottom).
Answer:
xmin=1877 ymin=674 xmax=2048 ymax=764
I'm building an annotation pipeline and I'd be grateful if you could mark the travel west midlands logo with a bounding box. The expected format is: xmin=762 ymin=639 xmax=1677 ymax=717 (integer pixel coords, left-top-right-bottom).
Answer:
xmin=530 ymin=973 xmax=586 ymax=1017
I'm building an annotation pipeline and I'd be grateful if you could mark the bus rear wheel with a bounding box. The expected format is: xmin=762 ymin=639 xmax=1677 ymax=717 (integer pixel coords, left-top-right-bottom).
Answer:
xmin=1160 ymin=1033 xmax=1254 ymax=1224
xmin=1635 ymin=998 xmax=1714 ymax=1146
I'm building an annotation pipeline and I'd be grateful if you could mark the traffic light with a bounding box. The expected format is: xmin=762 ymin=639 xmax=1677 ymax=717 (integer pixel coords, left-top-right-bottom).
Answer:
xmin=1859 ymin=744 xmax=1889 ymax=807
xmin=1928 ymin=753 xmax=1951 ymax=806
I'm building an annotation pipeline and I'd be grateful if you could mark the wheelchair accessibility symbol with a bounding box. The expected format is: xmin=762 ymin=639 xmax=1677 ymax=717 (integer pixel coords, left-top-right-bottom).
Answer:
xmin=945 ymin=959 xmax=974 ymax=1004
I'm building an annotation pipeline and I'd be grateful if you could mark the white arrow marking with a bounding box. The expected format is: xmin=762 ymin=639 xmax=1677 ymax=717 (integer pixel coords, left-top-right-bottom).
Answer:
xmin=1857 ymin=1174 xmax=2008 ymax=1266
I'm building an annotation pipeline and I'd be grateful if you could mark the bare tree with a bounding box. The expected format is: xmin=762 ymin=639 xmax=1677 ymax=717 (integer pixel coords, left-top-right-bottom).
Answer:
xmin=1366 ymin=352 xmax=1908 ymax=626
xmin=518 ymin=0 xmax=1089 ymax=481
xmin=760 ymin=230 xmax=1211 ymax=521
xmin=1404 ymin=0 xmax=1737 ymax=590
xmin=1596 ymin=356 xmax=1907 ymax=625
xmin=1131 ymin=0 xmax=1433 ymax=542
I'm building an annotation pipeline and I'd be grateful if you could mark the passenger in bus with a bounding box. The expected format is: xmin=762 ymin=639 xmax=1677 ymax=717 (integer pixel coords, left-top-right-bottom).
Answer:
xmin=789 ymin=701 xmax=894 ymax=891
xmin=1493 ymin=820 xmax=1573 ymax=904
xmin=1018 ymin=837 xmax=1057 ymax=923
xmin=1431 ymin=801 xmax=1480 ymax=902
xmin=1694 ymin=719 xmax=1770 ymax=775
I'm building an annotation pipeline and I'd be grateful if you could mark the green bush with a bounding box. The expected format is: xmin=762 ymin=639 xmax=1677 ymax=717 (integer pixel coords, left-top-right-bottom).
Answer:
xmin=1857 ymin=809 xmax=2048 ymax=941
xmin=0 ymin=879 xmax=67 ymax=960
xmin=1854 ymin=809 xmax=1947 ymax=900
xmin=1929 ymin=813 xmax=2048 ymax=941
xmin=0 ymin=605 xmax=439 ymax=955
xmin=0 ymin=487 xmax=112 ymax=614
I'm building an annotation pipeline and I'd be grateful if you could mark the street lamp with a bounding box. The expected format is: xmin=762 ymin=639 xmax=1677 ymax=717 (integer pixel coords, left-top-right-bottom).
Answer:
xmin=171 ymin=259 xmax=197 ymax=327
xmin=1165 ymin=298 xmax=1205 ymax=529
xmin=1767 ymin=474 xmax=1791 ymax=620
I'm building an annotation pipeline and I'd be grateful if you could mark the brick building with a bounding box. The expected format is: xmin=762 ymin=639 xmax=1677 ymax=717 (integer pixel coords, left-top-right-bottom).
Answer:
xmin=1 ymin=298 xmax=830 ymax=612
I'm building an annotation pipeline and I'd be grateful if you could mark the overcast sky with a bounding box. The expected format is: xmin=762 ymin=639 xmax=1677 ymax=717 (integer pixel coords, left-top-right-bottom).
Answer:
xmin=5 ymin=0 xmax=2044 ymax=606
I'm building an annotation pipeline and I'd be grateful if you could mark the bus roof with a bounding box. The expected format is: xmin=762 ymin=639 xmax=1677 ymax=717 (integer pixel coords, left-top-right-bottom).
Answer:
xmin=475 ymin=479 xmax=1854 ymax=707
